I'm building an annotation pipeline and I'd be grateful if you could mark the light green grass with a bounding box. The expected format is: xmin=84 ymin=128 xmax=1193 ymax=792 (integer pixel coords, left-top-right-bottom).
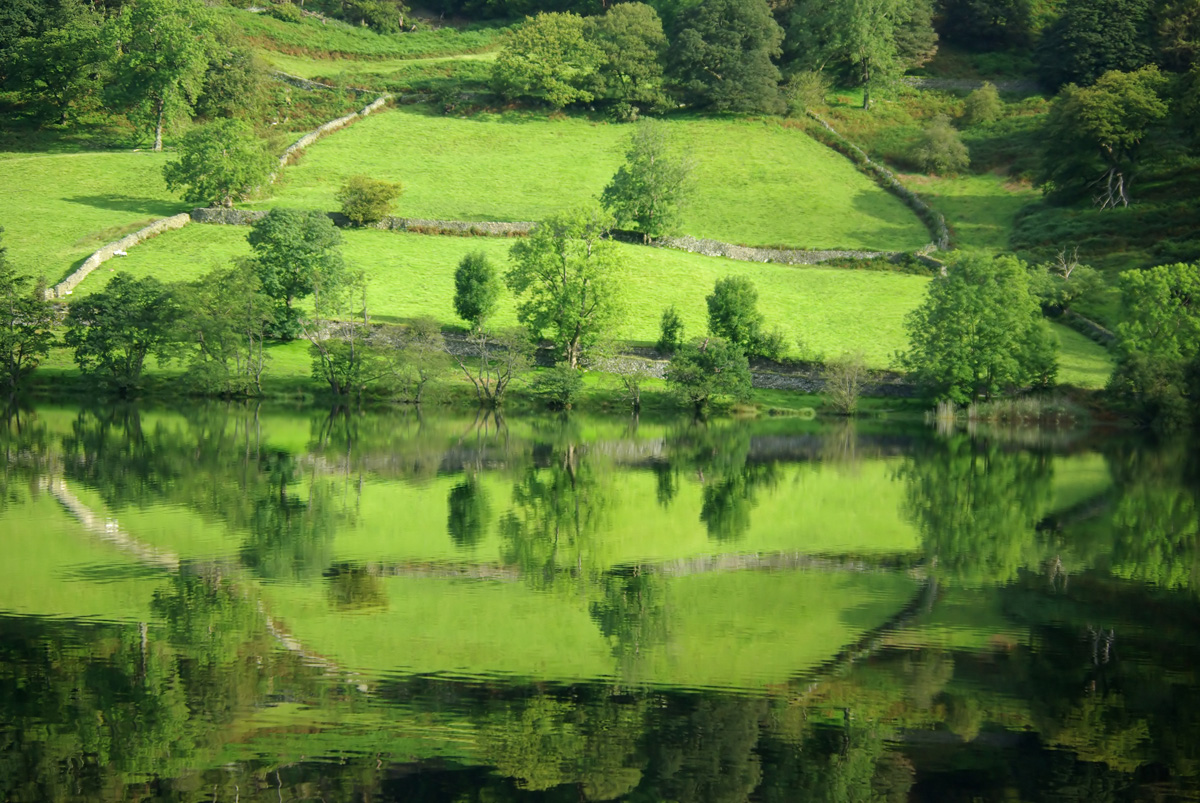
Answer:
xmin=256 ymin=107 xmax=931 ymax=251
xmin=262 ymin=49 xmax=497 ymax=80
xmin=1054 ymin=325 xmax=1113 ymax=389
xmin=0 ymin=150 xmax=185 ymax=281
xmin=74 ymin=223 xmax=1113 ymax=383
xmin=902 ymin=172 xmax=1039 ymax=251
xmin=78 ymin=225 xmax=930 ymax=367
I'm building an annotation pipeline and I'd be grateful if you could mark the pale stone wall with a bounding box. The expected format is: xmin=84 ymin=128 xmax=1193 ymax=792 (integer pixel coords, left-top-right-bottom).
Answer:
xmin=50 ymin=213 xmax=192 ymax=299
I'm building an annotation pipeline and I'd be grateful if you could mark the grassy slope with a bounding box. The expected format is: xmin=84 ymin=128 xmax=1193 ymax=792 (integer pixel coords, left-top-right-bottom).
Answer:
xmin=0 ymin=150 xmax=185 ymax=281
xmin=261 ymin=49 xmax=497 ymax=80
xmin=254 ymin=107 xmax=932 ymax=252
xmin=76 ymin=223 xmax=1111 ymax=381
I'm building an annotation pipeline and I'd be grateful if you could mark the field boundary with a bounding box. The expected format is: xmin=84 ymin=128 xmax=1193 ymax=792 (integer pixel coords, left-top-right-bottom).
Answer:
xmin=48 ymin=94 xmax=393 ymax=299
xmin=805 ymin=111 xmax=951 ymax=251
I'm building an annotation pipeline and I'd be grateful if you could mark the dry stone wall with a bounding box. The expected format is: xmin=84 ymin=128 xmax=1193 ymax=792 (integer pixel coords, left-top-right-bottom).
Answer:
xmin=49 ymin=213 xmax=192 ymax=299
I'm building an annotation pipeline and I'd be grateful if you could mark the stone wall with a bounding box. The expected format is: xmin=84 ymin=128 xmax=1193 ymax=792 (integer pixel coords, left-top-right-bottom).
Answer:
xmin=50 ymin=213 xmax=192 ymax=299
xmin=652 ymin=235 xmax=894 ymax=265
xmin=190 ymin=208 xmax=267 ymax=225
xmin=277 ymin=94 xmax=393 ymax=170
xmin=375 ymin=216 xmax=535 ymax=236
xmin=902 ymin=77 xmax=1039 ymax=93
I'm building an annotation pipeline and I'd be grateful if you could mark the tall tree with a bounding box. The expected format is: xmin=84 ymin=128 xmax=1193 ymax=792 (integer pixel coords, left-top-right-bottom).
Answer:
xmin=0 ymin=229 xmax=55 ymax=392
xmin=787 ymin=0 xmax=920 ymax=109
xmin=900 ymin=253 xmax=1058 ymax=403
xmin=454 ymin=251 xmax=502 ymax=333
xmin=600 ymin=119 xmax=695 ymax=241
xmin=1107 ymin=262 xmax=1200 ymax=428
xmin=162 ymin=119 xmax=274 ymax=208
xmin=1038 ymin=66 xmax=1169 ymax=208
xmin=1155 ymin=0 xmax=1200 ymax=72
xmin=10 ymin=0 xmax=108 ymax=125
xmin=492 ymin=12 xmax=602 ymax=108
xmin=63 ymin=273 xmax=181 ymax=393
xmin=1037 ymin=0 xmax=1152 ymax=89
xmin=588 ymin=2 xmax=669 ymax=112
xmin=706 ymin=275 xmax=784 ymax=360
xmin=247 ymin=209 xmax=346 ymax=340
xmin=506 ymin=204 xmax=625 ymax=369
xmin=111 ymin=0 xmax=217 ymax=150
xmin=668 ymin=0 xmax=785 ymax=113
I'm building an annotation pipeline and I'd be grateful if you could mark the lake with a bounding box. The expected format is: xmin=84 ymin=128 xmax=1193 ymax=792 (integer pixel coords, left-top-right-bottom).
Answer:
xmin=0 ymin=401 xmax=1196 ymax=801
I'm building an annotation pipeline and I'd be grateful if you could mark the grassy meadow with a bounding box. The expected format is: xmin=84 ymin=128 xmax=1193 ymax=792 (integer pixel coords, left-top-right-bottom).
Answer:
xmin=255 ymin=107 xmax=933 ymax=251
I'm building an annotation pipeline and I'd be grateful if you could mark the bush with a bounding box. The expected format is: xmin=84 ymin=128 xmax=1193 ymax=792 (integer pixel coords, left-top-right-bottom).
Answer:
xmin=657 ymin=305 xmax=684 ymax=354
xmin=911 ymin=115 xmax=970 ymax=175
xmin=666 ymin=338 xmax=751 ymax=413
xmin=336 ymin=175 xmax=403 ymax=226
xmin=532 ymin=365 xmax=585 ymax=409
xmin=822 ymin=352 xmax=869 ymax=414
xmin=963 ymin=82 xmax=1002 ymax=126
xmin=267 ymin=2 xmax=304 ymax=23
xmin=783 ymin=70 xmax=830 ymax=116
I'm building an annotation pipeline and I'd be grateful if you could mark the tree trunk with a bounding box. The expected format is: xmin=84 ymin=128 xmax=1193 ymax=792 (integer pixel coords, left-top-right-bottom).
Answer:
xmin=153 ymin=95 xmax=165 ymax=151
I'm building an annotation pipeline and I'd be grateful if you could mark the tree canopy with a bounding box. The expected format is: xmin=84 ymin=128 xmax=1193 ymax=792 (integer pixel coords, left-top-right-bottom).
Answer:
xmin=900 ymin=253 xmax=1058 ymax=403
xmin=601 ymin=119 xmax=694 ymax=240
xmin=506 ymin=204 xmax=625 ymax=369
xmin=163 ymin=119 xmax=274 ymax=208
xmin=668 ymin=0 xmax=785 ymax=113
xmin=247 ymin=209 xmax=346 ymax=340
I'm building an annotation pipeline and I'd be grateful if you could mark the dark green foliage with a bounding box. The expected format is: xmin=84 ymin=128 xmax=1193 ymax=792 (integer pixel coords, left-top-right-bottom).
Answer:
xmin=1037 ymin=0 xmax=1153 ymax=89
xmin=336 ymin=174 xmax=403 ymax=226
xmin=163 ymin=119 xmax=274 ymax=208
xmin=453 ymin=251 xmax=502 ymax=332
xmin=447 ymin=477 xmax=490 ymax=548
xmin=588 ymin=2 xmax=669 ymax=112
xmin=658 ymin=305 xmax=685 ymax=353
xmin=1038 ymin=66 xmax=1169 ymax=208
xmin=668 ymin=0 xmax=785 ymax=113
xmin=900 ymin=253 xmax=1059 ymax=403
xmin=665 ymin=337 xmax=752 ymax=412
xmin=1108 ymin=262 xmax=1200 ymax=428
xmin=911 ymin=114 xmax=970 ymax=174
xmin=0 ymin=229 xmax=54 ymax=392
xmin=1156 ymin=0 xmax=1200 ymax=71
xmin=174 ymin=260 xmax=275 ymax=396
xmin=63 ymin=273 xmax=181 ymax=393
xmin=705 ymin=275 xmax=784 ymax=360
xmin=600 ymin=119 xmax=694 ymax=241
xmin=194 ymin=30 xmax=272 ymax=122
xmin=341 ymin=0 xmax=409 ymax=33
xmin=938 ymin=0 xmax=1033 ymax=49
xmin=8 ymin=0 xmax=107 ymax=125
xmin=531 ymin=365 xmax=585 ymax=408
xmin=247 ymin=208 xmax=346 ymax=340
xmin=895 ymin=0 xmax=940 ymax=68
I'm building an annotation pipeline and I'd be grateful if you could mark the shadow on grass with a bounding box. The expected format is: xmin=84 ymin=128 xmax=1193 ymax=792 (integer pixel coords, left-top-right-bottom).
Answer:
xmin=65 ymin=195 xmax=183 ymax=216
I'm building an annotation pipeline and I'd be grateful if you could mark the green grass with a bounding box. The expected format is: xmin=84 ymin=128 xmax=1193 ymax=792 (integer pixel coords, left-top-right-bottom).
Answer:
xmin=256 ymin=107 xmax=932 ymax=252
xmin=224 ymin=6 xmax=509 ymax=59
xmin=900 ymin=172 xmax=1039 ymax=252
xmin=0 ymin=150 xmax=186 ymax=281
xmin=72 ymin=223 xmax=1113 ymax=384
xmin=261 ymin=49 xmax=497 ymax=81
xmin=77 ymin=224 xmax=931 ymax=367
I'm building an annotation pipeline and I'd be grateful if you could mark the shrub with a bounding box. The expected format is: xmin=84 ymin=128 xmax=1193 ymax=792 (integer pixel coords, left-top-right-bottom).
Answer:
xmin=911 ymin=115 xmax=970 ymax=175
xmin=657 ymin=305 xmax=684 ymax=354
xmin=783 ymin=70 xmax=831 ymax=116
xmin=267 ymin=2 xmax=303 ymax=23
xmin=666 ymin=338 xmax=751 ymax=413
xmin=822 ymin=352 xmax=870 ymax=414
xmin=532 ymin=365 xmax=585 ymax=409
xmin=336 ymin=175 xmax=403 ymax=226
xmin=963 ymin=82 xmax=1002 ymax=126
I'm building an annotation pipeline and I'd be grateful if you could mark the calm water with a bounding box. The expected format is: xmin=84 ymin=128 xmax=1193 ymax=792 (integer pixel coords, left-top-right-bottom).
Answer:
xmin=0 ymin=402 xmax=1197 ymax=801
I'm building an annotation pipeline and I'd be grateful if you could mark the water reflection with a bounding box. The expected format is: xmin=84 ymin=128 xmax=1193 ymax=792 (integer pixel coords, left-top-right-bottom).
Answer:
xmin=0 ymin=403 xmax=1197 ymax=800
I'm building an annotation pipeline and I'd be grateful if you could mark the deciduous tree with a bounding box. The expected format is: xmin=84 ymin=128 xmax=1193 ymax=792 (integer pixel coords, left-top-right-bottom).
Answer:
xmin=666 ymin=337 xmax=752 ymax=413
xmin=247 ymin=208 xmax=346 ymax=340
xmin=588 ymin=2 xmax=669 ymax=112
xmin=1038 ymin=66 xmax=1169 ymax=208
xmin=163 ymin=119 xmax=273 ymax=208
xmin=110 ymin=0 xmax=217 ymax=150
xmin=1037 ymin=0 xmax=1152 ymax=89
xmin=900 ymin=253 xmax=1058 ymax=403
xmin=706 ymin=275 xmax=785 ymax=360
xmin=336 ymin=175 xmax=403 ymax=226
xmin=454 ymin=251 xmax=501 ymax=333
xmin=506 ymin=204 xmax=625 ymax=369
xmin=492 ymin=12 xmax=601 ymax=108
xmin=668 ymin=0 xmax=785 ymax=113
xmin=0 ymin=230 xmax=54 ymax=392
xmin=64 ymin=273 xmax=181 ymax=393
xmin=600 ymin=119 xmax=695 ymax=241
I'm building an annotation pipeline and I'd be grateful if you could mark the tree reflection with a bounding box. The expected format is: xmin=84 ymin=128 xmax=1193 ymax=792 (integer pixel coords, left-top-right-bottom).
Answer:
xmin=448 ymin=475 xmax=491 ymax=549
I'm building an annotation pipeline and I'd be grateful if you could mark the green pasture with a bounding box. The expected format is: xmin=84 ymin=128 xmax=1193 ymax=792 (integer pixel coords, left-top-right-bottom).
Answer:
xmin=0 ymin=150 xmax=185 ymax=281
xmin=81 ymin=223 xmax=1112 ymax=382
xmin=223 ymin=6 xmax=508 ymax=59
xmin=904 ymin=172 xmax=1039 ymax=252
xmin=261 ymin=49 xmax=497 ymax=81
xmin=255 ymin=107 xmax=932 ymax=252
